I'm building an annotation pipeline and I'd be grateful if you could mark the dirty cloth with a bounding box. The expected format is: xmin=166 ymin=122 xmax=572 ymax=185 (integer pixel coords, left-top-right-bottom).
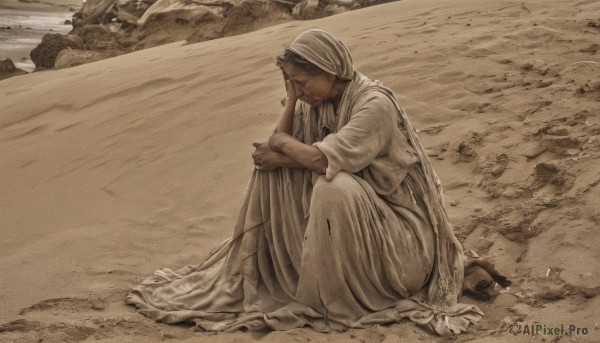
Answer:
xmin=127 ymin=29 xmax=483 ymax=336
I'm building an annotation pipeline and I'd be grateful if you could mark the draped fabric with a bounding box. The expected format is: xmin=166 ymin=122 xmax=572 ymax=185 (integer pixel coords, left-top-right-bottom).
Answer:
xmin=127 ymin=29 xmax=483 ymax=336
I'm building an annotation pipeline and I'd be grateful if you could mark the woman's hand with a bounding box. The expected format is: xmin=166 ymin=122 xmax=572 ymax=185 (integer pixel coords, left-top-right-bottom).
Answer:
xmin=281 ymin=67 xmax=300 ymax=104
xmin=252 ymin=142 xmax=279 ymax=171
xmin=285 ymin=79 xmax=300 ymax=104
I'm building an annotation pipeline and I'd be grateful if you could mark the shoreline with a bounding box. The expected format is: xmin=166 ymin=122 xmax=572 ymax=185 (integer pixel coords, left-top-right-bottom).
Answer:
xmin=0 ymin=0 xmax=81 ymax=13
xmin=0 ymin=8 xmax=74 ymax=72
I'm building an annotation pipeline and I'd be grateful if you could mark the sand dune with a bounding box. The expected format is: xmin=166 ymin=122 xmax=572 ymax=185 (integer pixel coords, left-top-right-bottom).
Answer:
xmin=1 ymin=0 xmax=599 ymax=341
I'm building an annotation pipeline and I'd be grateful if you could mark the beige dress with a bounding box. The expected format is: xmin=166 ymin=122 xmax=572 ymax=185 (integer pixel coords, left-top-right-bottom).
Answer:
xmin=127 ymin=71 xmax=483 ymax=335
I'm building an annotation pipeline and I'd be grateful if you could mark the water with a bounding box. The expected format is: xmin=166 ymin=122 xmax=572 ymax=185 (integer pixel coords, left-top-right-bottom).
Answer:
xmin=0 ymin=9 xmax=74 ymax=72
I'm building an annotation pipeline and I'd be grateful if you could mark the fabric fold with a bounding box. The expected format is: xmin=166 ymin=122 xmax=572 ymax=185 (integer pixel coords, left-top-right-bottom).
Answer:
xmin=127 ymin=29 xmax=482 ymax=336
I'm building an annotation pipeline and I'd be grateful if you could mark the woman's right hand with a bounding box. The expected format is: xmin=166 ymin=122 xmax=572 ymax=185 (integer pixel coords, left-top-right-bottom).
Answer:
xmin=252 ymin=142 xmax=279 ymax=171
xmin=285 ymin=79 xmax=299 ymax=104
xmin=281 ymin=67 xmax=300 ymax=104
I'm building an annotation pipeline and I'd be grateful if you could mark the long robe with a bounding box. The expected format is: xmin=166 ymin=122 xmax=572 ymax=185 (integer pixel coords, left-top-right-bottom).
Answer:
xmin=126 ymin=70 xmax=483 ymax=336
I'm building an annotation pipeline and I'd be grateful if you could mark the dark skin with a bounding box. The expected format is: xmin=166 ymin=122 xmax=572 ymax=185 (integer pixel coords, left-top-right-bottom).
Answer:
xmin=252 ymin=61 xmax=347 ymax=174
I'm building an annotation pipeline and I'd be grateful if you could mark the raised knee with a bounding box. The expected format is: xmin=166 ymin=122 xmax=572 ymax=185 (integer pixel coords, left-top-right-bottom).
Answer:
xmin=312 ymin=172 xmax=360 ymax=206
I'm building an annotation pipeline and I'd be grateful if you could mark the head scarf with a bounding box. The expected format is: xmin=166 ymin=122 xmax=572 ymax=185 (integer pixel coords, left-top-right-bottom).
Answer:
xmin=285 ymin=29 xmax=466 ymax=311
xmin=288 ymin=29 xmax=354 ymax=80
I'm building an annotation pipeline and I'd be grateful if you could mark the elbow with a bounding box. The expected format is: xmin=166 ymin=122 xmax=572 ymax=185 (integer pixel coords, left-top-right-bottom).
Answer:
xmin=309 ymin=153 xmax=328 ymax=175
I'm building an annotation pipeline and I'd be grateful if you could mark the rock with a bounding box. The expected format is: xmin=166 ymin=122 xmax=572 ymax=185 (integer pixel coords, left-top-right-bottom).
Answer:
xmin=223 ymin=1 xmax=292 ymax=37
xmin=524 ymin=145 xmax=547 ymax=160
xmin=72 ymin=24 xmax=130 ymax=51
xmin=64 ymin=19 xmax=72 ymax=25
xmin=74 ymin=0 xmax=118 ymax=26
xmin=138 ymin=0 xmax=231 ymax=26
xmin=138 ymin=1 xmax=225 ymax=49
xmin=323 ymin=3 xmax=349 ymax=16
xmin=521 ymin=62 xmax=534 ymax=70
xmin=292 ymin=0 xmax=361 ymax=19
xmin=30 ymin=34 xmax=84 ymax=70
xmin=30 ymin=0 xmax=394 ymax=70
xmin=580 ymin=287 xmax=597 ymax=298
xmin=536 ymin=80 xmax=553 ymax=88
xmin=491 ymin=164 xmax=506 ymax=176
xmin=91 ymin=303 xmax=105 ymax=310
xmin=0 ymin=58 xmax=27 ymax=80
xmin=74 ymin=0 xmax=149 ymax=27
xmin=292 ymin=0 xmax=320 ymax=19
xmin=0 ymin=58 xmax=17 ymax=73
xmin=458 ymin=142 xmax=474 ymax=156
xmin=55 ymin=49 xmax=123 ymax=69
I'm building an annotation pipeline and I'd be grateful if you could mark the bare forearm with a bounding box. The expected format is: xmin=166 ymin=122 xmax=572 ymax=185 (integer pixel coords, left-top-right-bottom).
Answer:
xmin=275 ymin=98 xmax=297 ymax=134
xmin=273 ymin=138 xmax=327 ymax=174
xmin=273 ymin=151 xmax=303 ymax=169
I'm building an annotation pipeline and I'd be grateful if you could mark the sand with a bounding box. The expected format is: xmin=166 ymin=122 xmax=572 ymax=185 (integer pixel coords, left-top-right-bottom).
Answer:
xmin=1 ymin=0 xmax=599 ymax=342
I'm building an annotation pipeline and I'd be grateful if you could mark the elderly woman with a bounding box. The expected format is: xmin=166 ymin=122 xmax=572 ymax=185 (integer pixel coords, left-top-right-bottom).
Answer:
xmin=127 ymin=29 xmax=492 ymax=336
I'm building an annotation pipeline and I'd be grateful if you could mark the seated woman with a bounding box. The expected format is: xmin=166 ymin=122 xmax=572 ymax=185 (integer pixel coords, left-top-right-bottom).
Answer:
xmin=127 ymin=29 xmax=497 ymax=336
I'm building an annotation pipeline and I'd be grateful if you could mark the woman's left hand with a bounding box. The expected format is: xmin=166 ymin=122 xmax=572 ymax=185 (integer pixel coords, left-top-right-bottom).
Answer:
xmin=252 ymin=142 xmax=279 ymax=171
xmin=268 ymin=132 xmax=294 ymax=152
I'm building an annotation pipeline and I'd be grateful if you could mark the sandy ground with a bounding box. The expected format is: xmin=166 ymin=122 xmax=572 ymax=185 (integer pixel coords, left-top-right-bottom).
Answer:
xmin=1 ymin=0 xmax=599 ymax=342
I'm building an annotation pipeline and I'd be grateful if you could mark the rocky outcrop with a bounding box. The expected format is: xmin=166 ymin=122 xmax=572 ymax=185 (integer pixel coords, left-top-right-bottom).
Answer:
xmin=135 ymin=0 xmax=227 ymax=49
xmin=30 ymin=0 xmax=398 ymax=70
xmin=0 ymin=59 xmax=27 ymax=80
xmin=54 ymin=49 xmax=123 ymax=69
xmin=73 ymin=0 xmax=153 ymax=27
xmin=30 ymin=34 xmax=84 ymax=69
xmin=222 ymin=1 xmax=291 ymax=37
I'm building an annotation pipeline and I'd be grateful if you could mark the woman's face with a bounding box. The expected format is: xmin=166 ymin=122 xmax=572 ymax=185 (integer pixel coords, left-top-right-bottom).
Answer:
xmin=282 ymin=61 xmax=337 ymax=107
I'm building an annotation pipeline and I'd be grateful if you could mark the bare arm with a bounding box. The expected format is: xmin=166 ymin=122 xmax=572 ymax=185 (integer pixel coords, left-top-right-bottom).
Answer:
xmin=275 ymin=95 xmax=297 ymax=135
xmin=269 ymin=132 xmax=328 ymax=175
xmin=252 ymin=142 xmax=302 ymax=170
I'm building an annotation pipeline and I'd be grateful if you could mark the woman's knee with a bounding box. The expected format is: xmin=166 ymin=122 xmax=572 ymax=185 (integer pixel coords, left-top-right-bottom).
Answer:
xmin=312 ymin=172 xmax=363 ymax=206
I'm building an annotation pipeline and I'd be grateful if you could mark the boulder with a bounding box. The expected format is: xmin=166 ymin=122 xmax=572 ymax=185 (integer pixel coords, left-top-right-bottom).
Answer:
xmin=223 ymin=0 xmax=292 ymax=37
xmin=138 ymin=0 xmax=232 ymax=26
xmin=72 ymin=24 xmax=134 ymax=51
xmin=30 ymin=34 xmax=84 ymax=70
xmin=292 ymin=0 xmax=319 ymax=19
xmin=29 ymin=0 xmax=398 ymax=71
xmin=73 ymin=0 xmax=117 ymax=26
xmin=0 ymin=58 xmax=17 ymax=73
xmin=0 ymin=59 xmax=28 ymax=80
xmin=54 ymin=49 xmax=124 ymax=69
xmin=73 ymin=0 xmax=151 ymax=27
xmin=136 ymin=0 xmax=228 ymax=49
